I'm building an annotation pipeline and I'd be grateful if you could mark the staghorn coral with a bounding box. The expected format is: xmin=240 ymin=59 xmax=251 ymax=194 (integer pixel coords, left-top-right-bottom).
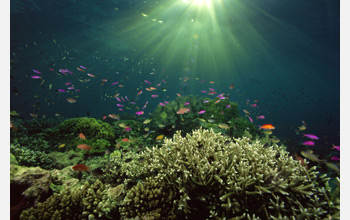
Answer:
xmin=120 ymin=128 xmax=339 ymax=219
xmin=20 ymin=179 xmax=119 ymax=220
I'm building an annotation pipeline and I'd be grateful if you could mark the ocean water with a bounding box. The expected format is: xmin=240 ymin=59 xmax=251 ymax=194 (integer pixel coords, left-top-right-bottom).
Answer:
xmin=10 ymin=0 xmax=340 ymax=219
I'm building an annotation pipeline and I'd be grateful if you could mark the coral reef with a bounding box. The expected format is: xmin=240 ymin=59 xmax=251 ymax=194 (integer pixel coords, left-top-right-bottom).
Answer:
xmin=20 ymin=180 xmax=119 ymax=220
xmin=119 ymin=128 xmax=339 ymax=219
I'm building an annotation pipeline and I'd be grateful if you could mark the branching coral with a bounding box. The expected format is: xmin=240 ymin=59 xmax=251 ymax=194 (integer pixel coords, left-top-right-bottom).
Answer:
xmin=20 ymin=180 xmax=119 ymax=220
xmin=120 ymin=128 xmax=339 ymax=219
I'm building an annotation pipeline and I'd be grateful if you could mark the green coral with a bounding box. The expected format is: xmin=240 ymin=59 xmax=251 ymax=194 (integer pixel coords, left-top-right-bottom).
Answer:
xmin=120 ymin=128 xmax=339 ymax=219
xmin=20 ymin=180 xmax=119 ymax=220
xmin=10 ymin=144 xmax=56 ymax=170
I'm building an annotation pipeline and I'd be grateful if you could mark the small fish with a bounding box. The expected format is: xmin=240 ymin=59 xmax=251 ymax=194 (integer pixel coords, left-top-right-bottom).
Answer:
xmin=209 ymin=81 xmax=215 ymax=84
xmin=143 ymin=119 xmax=152 ymax=124
xmin=214 ymin=100 xmax=221 ymax=104
xmin=30 ymin=113 xmax=38 ymax=118
xmin=293 ymin=153 xmax=308 ymax=169
xmin=65 ymin=82 xmax=72 ymax=85
xmin=218 ymin=123 xmax=230 ymax=130
xmin=301 ymin=150 xmax=323 ymax=163
xmin=229 ymin=84 xmax=234 ymax=89
xmin=247 ymin=116 xmax=253 ymax=122
xmin=151 ymin=95 xmax=159 ymax=98
xmin=332 ymin=144 xmax=340 ymax=151
xmin=259 ymin=124 xmax=275 ymax=130
xmin=144 ymin=80 xmax=152 ymax=84
xmin=116 ymin=104 xmax=124 ymax=107
xmin=103 ymin=116 xmax=107 ymax=120
xmin=203 ymin=100 xmax=209 ymax=103
xmin=108 ymin=114 xmax=120 ymax=120
xmin=67 ymin=86 xmax=75 ymax=90
xmin=101 ymin=79 xmax=108 ymax=82
xmin=137 ymin=90 xmax=143 ymax=96
xmin=184 ymin=102 xmax=190 ymax=105
xmin=159 ymin=102 xmax=166 ymax=106
xmin=72 ymin=164 xmax=90 ymax=172
xmin=177 ymin=108 xmax=190 ymax=115
xmin=177 ymin=93 xmax=181 ymax=97
xmin=77 ymin=144 xmax=92 ymax=150
xmin=87 ymin=73 xmax=95 ymax=77
xmin=32 ymin=69 xmax=41 ymax=74
xmin=303 ymin=134 xmax=319 ymax=140
xmin=10 ymin=121 xmax=18 ymax=131
xmin=80 ymin=65 xmax=87 ymax=69
xmin=208 ymin=91 xmax=216 ymax=95
xmin=257 ymin=115 xmax=265 ymax=119
xmin=150 ymin=87 xmax=157 ymax=90
xmin=77 ymin=67 xmax=84 ymax=72
xmin=31 ymin=75 xmax=41 ymax=79
xmin=298 ymin=125 xmax=307 ymax=131
xmin=331 ymin=156 xmax=340 ymax=161
xmin=124 ymin=126 xmax=131 ymax=132
xmin=58 ymin=144 xmax=65 ymax=148
xmin=251 ymin=104 xmax=257 ymax=107
xmin=78 ymin=133 xmax=86 ymax=140
xmin=201 ymin=90 xmax=207 ymax=93
xmin=156 ymin=134 xmax=164 ymax=140
xmin=302 ymin=141 xmax=315 ymax=146
xmin=198 ymin=110 xmax=206 ymax=114
xmin=226 ymin=105 xmax=231 ymax=108
xmin=121 ymin=138 xmax=130 ymax=142
xmin=243 ymin=109 xmax=250 ymax=115
xmin=111 ymin=82 xmax=119 ymax=85
xmin=325 ymin=163 xmax=340 ymax=173
xmin=209 ymin=88 xmax=215 ymax=91
xmin=66 ymin=98 xmax=77 ymax=103
xmin=135 ymin=111 xmax=144 ymax=115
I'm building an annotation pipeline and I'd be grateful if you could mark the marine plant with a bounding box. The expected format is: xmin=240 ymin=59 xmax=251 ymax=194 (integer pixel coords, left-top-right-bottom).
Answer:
xmin=20 ymin=179 xmax=119 ymax=220
xmin=119 ymin=128 xmax=339 ymax=219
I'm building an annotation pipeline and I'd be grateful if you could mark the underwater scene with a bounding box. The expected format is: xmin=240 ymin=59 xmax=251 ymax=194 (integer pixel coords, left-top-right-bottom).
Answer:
xmin=10 ymin=0 xmax=340 ymax=219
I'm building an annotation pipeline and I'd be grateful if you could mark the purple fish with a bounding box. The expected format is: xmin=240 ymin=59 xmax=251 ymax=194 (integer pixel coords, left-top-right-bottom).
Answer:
xmin=121 ymin=97 xmax=125 ymax=102
xmin=303 ymin=134 xmax=319 ymax=140
xmin=226 ymin=105 xmax=231 ymax=108
xmin=57 ymin=89 xmax=66 ymax=93
xmin=111 ymin=82 xmax=119 ymax=85
xmin=144 ymin=80 xmax=152 ymax=84
xmin=135 ymin=111 xmax=144 ymax=115
xmin=257 ymin=115 xmax=265 ymax=119
xmin=125 ymin=96 xmax=129 ymax=101
xmin=157 ymin=83 xmax=161 ymax=86
xmin=159 ymin=102 xmax=166 ymax=106
xmin=198 ymin=110 xmax=206 ymax=114
xmin=131 ymin=102 xmax=136 ymax=105
xmin=116 ymin=97 xmax=121 ymax=102
xmin=162 ymin=79 xmax=166 ymax=83
xmin=32 ymin=69 xmax=41 ymax=74
xmin=201 ymin=90 xmax=207 ymax=93
xmin=124 ymin=127 xmax=131 ymax=131
xmin=302 ymin=141 xmax=315 ymax=146
xmin=65 ymin=82 xmax=72 ymax=85
xmin=118 ymin=108 xmax=124 ymax=111
xmin=332 ymin=145 xmax=340 ymax=151
xmin=331 ymin=156 xmax=340 ymax=161
xmin=80 ymin=65 xmax=87 ymax=70
xmin=151 ymin=95 xmax=159 ymax=98
xmin=209 ymin=88 xmax=215 ymax=91
xmin=184 ymin=102 xmax=190 ymax=105
xmin=247 ymin=116 xmax=253 ymax=122
xmin=31 ymin=75 xmax=41 ymax=79
xmin=116 ymin=104 xmax=124 ymax=107
xmin=219 ymin=96 xmax=226 ymax=100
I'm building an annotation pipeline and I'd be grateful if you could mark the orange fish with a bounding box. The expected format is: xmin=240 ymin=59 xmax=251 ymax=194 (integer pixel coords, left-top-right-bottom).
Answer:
xmin=146 ymin=88 xmax=152 ymax=91
xmin=87 ymin=73 xmax=95 ymax=77
xmin=150 ymin=87 xmax=157 ymax=90
xmin=177 ymin=108 xmax=190 ymax=115
xmin=10 ymin=121 xmax=18 ymax=131
xmin=77 ymin=67 xmax=85 ymax=72
xmin=293 ymin=153 xmax=308 ymax=169
xmin=259 ymin=124 xmax=275 ymax=130
xmin=229 ymin=84 xmax=234 ymax=89
xmin=101 ymin=79 xmax=108 ymax=82
xmin=30 ymin=113 xmax=38 ymax=118
xmin=209 ymin=81 xmax=215 ymax=84
xmin=177 ymin=93 xmax=181 ymax=97
xmin=137 ymin=90 xmax=143 ymax=96
xmin=72 ymin=164 xmax=90 ymax=172
xmin=77 ymin=144 xmax=92 ymax=150
xmin=121 ymin=138 xmax=130 ymax=142
xmin=66 ymin=98 xmax=77 ymax=103
xmin=78 ymin=133 xmax=86 ymax=140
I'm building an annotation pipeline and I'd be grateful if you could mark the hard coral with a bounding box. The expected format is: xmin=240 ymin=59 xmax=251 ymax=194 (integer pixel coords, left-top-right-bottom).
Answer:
xmin=120 ymin=128 xmax=339 ymax=219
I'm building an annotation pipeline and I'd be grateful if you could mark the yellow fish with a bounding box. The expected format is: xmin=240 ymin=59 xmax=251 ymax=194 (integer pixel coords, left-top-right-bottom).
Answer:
xmin=58 ymin=144 xmax=66 ymax=148
xmin=143 ymin=119 xmax=152 ymax=124
xmin=298 ymin=125 xmax=306 ymax=131
xmin=218 ymin=123 xmax=230 ymax=130
xmin=155 ymin=135 xmax=164 ymax=140
xmin=118 ymin=123 xmax=126 ymax=128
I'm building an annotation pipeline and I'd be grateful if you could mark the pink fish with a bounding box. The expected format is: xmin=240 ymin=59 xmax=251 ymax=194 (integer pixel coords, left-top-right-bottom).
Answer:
xmin=257 ymin=115 xmax=265 ymax=119
xmin=124 ymin=127 xmax=131 ymax=132
xmin=331 ymin=156 xmax=340 ymax=161
xmin=49 ymin=68 xmax=54 ymax=71
xmin=303 ymin=134 xmax=319 ymax=140
xmin=226 ymin=105 xmax=231 ymax=108
xmin=302 ymin=141 xmax=315 ymax=146
xmin=198 ymin=110 xmax=206 ymax=114
xmin=32 ymin=69 xmax=41 ymax=74
xmin=131 ymin=102 xmax=136 ymax=104
xmin=75 ymin=89 xmax=80 ymax=92
xmin=116 ymin=97 xmax=121 ymax=102
xmin=209 ymin=88 xmax=215 ymax=91
xmin=251 ymin=104 xmax=257 ymax=107
xmin=219 ymin=96 xmax=226 ymax=100
xmin=162 ymin=79 xmax=166 ymax=83
xmin=111 ymin=82 xmax=119 ymax=85
xmin=164 ymin=101 xmax=169 ymax=104
xmin=157 ymin=83 xmax=161 ymax=86
xmin=80 ymin=65 xmax=87 ymax=69
xmin=144 ymin=80 xmax=152 ymax=84
xmin=135 ymin=111 xmax=144 ymax=115
xmin=57 ymin=89 xmax=66 ymax=93
xmin=159 ymin=102 xmax=166 ymax=106
xmin=121 ymin=97 xmax=125 ymax=102
xmin=201 ymin=90 xmax=207 ymax=93
xmin=118 ymin=108 xmax=124 ymax=111
xmin=151 ymin=95 xmax=159 ymax=98
xmin=116 ymin=104 xmax=124 ymax=107
xmin=247 ymin=116 xmax=253 ymax=122
xmin=332 ymin=144 xmax=340 ymax=151
xmin=203 ymin=100 xmax=209 ymax=103
xmin=184 ymin=102 xmax=190 ymax=105
xmin=65 ymin=82 xmax=72 ymax=85
xmin=31 ymin=75 xmax=41 ymax=79
xmin=125 ymin=96 xmax=129 ymax=101
xmin=208 ymin=91 xmax=216 ymax=95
